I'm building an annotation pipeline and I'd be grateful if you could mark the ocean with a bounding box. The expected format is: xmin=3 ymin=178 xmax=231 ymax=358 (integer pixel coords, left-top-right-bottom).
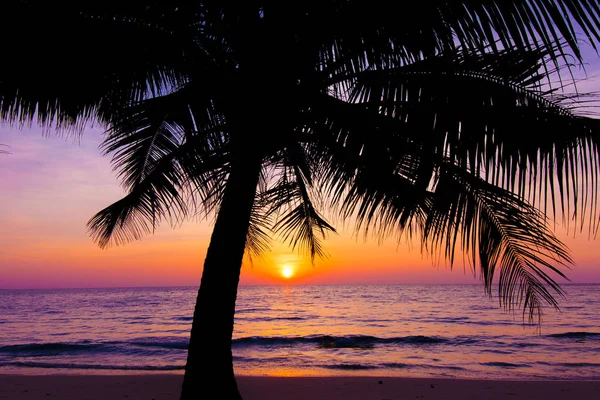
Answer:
xmin=0 ymin=284 xmax=599 ymax=380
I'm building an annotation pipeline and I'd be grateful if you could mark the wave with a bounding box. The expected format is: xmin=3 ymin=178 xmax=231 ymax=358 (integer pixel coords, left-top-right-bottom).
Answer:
xmin=0 ymin=343 xmax=103 ymax=354
xmin=235 ymin=307 xmax=272 ymax=314
xmin=511 ymin=342 xmax=540 ymax=348
xmin=548 ymin=332 xmax=600 ymax=339
xmin=481 ymin=349 xmax=513 ymax=355
xmin=0 ymin=335 xmax=453 ymax=357
xmin=0 ymin=361 xmax=183 ymax=371
xmin=322 ymin=363 xmax=378 ymax=370
xmin=381 ymin=362 xmax=408 ymax=369
xmin=232 ymin=335 xmax=448 ymax=349
xmin=127 ymin=338 xmax=188 ymax=350
xmin=537 ymin=360 xmax=600 ymax=368
xmin=481 ymin=362 xmax=530 ymax=368
xmin=0 ymin=338 xmax=188 ymax=355
xmin=242 ymin=317 xmax=307 ymax=322
xmin=557 ymin=362 xmax=600 ymax=367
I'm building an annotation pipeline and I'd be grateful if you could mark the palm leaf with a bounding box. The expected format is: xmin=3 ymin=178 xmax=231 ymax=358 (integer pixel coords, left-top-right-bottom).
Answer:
xmin=245 ymin=201 xmax=273 ymax=262
xmin=346 ymin=48 xmax=600 ymax=230
xmin=422 ymin=165 xmax=570 ymax=322
xmin=314 ymin=0 xmax=600 ymax=78
xmin=264 ymin=144 xmax=336 ymax=261
xmin=0 ymin=2 xmax=201 ymax=131
xmin=102 ymin=80 xmax=226 ymax=185
xmin=87 ymin=139 xmax=227 ymax=248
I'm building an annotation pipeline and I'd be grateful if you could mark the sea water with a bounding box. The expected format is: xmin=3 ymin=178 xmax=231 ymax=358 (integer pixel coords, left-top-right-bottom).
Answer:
xmin=0 ymin=284 xmax=599 ymax=379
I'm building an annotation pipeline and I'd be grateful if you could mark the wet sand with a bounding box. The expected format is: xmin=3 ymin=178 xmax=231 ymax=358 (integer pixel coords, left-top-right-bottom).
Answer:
xmin=1 ymin=374 xmax=599 ymax=399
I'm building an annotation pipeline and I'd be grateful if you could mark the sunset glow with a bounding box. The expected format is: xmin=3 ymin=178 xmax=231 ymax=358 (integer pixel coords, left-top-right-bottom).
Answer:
xmin=281 ymin=266 xmax=294 ymax=279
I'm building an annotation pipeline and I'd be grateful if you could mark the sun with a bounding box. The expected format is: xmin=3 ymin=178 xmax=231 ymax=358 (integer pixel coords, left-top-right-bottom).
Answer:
xmin=281 ymin=265 xmax=294 ymax=279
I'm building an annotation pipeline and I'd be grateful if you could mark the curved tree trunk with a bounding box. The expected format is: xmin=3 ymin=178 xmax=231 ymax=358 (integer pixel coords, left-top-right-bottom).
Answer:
xmin=180 ymin=152 xmax=262 ymax=400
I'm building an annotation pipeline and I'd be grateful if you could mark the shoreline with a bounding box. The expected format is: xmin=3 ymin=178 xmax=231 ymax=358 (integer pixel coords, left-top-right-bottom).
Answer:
xmin=2 ymin=371 xmax=600 ymax=381
xmin=1 ymin=374 xmax=599 ymax=400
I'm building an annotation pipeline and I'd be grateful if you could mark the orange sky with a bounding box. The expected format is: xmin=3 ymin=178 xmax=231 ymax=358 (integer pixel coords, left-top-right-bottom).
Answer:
xmin=1 ymin=120 xmax=600 ymax=290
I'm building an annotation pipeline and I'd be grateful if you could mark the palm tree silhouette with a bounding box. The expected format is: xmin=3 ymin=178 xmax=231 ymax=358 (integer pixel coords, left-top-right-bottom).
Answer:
xmin=2 ymin=2 xmax=600 ymax=399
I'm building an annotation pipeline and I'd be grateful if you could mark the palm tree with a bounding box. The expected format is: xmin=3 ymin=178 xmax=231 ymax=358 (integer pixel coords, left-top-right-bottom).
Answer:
xmin=2 ymin=2 xmax=600 ymax=399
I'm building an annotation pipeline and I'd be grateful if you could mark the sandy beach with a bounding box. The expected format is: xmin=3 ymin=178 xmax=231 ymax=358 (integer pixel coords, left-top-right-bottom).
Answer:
xmin=0 ymin=374 xmax=599 ymax=400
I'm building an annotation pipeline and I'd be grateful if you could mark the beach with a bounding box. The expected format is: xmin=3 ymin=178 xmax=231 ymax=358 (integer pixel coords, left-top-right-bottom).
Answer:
xmin=2 ymin=286 xmax=599 ymax=399
xmin=1 ymin=375 xmax=599 ymax=399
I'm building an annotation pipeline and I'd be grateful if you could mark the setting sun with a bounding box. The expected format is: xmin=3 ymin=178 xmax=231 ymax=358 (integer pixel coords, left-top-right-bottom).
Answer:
xmin=281 ymin=266 xmax=294 ymax=279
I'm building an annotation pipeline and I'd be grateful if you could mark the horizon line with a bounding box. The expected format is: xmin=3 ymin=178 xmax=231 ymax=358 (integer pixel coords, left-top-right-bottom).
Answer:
xmin=1 ymin=282 xmax=599 ymax=291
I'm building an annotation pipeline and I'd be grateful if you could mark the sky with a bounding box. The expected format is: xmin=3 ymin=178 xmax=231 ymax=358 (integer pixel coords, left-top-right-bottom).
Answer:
xmin=2 ymin=52 xmax=600 ymax=289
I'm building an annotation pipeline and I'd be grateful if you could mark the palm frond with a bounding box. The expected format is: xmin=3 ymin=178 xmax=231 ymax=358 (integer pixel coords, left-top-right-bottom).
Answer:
xmin=313 ymin=0 xmax=600 ymax=78
xmin=244 ymin=202 xmax=273 ymax=262
xmin=346 ymin=48 xmax=600 ymax=232
xmin=0 ymin=2 xmax=200 ymax=131
xmin=102 ymin=80 xmax=226 ymax=187
xmin=422 ymin=165 xmax=570 ymax=323
xmin=265 ymin=144 xmax=336 ymax=261
xmin=304 ymin=94 xmax=427 ymax=238
xmin=88 ymin=132 xmax=228 ymax=248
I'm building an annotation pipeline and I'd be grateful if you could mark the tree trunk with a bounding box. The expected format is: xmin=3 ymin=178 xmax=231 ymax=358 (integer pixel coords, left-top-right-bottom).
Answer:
xmin=180 ymin=153 xmax=262 ymax=400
